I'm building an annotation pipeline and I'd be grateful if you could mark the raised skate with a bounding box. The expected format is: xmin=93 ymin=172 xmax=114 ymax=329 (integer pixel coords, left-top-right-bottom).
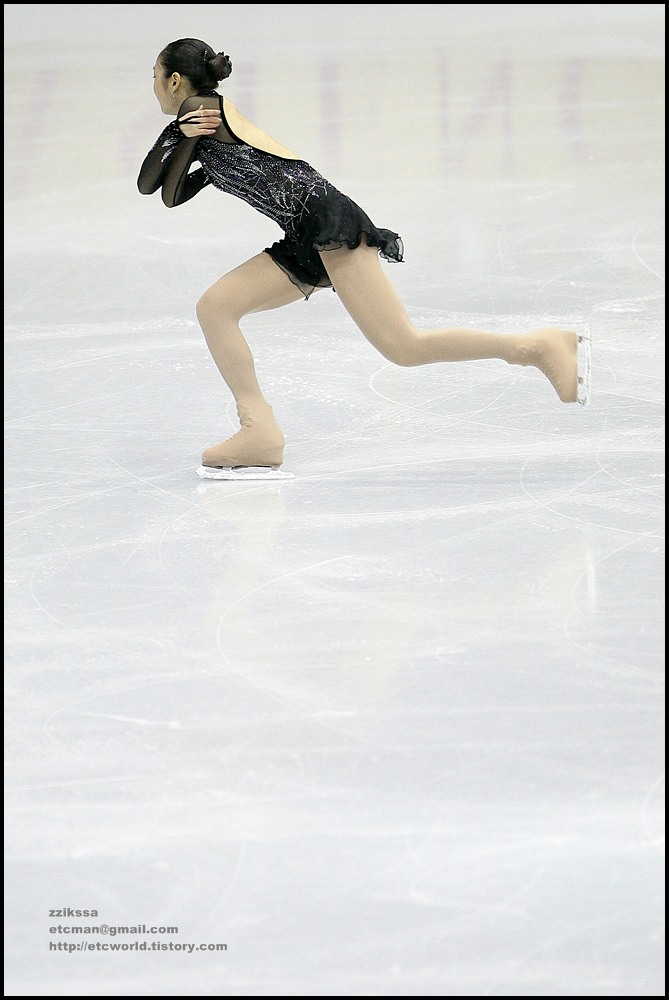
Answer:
xmin=520 ymin=327 xmax=591 ymax=405
xmin=576 ymin=326 xmax=592 ymax=406
xmin=197 ymin=401 xmax=295 ymax=480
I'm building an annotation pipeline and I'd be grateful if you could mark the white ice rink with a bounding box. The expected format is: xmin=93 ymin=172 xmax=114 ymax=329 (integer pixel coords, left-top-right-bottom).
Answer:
xmin=4 ymin=4 xmax=665 ymax=996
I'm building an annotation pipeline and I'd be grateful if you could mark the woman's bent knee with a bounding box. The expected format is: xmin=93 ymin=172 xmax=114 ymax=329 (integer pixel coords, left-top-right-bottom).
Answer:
xmin=196 ymin=284 xmax=237 ymax=323
xmin=196 ymin=287 xmax=216 ymax=317
xmin=378 ymin=334 xmax=421 ymax=367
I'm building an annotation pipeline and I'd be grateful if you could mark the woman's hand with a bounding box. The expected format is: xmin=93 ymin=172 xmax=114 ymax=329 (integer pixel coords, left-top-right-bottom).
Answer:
xmin=178 ymin=105 xmax=222 ymax=137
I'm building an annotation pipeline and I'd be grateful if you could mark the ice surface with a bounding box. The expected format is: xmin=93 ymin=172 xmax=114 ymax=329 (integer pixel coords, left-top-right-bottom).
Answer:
xmin=4 ymin=4 xmax=665 ymax=996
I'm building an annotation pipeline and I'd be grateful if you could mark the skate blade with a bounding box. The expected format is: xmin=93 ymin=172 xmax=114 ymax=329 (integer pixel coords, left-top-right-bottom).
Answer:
xmin=197 ymin=465 xmax=295 ymax=481
xmin=577 ymin=327 xmax=592 ymax=406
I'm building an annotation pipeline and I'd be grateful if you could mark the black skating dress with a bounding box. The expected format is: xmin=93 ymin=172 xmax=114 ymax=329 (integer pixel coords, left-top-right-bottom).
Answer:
xmin=138 ymin=92 xmax=403 ymax=299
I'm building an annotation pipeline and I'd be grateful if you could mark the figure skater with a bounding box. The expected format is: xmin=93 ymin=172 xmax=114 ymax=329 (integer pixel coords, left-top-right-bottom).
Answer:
xmin=138 ymin=38 xmax=591 ymax=480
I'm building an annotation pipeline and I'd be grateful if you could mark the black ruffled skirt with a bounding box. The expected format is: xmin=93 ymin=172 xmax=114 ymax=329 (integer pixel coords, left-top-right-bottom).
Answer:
xmin=264 ymin=185 xmax=404 ymax=299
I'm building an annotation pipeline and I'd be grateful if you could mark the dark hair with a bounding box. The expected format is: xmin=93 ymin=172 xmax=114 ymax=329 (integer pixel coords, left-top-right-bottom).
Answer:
xmin=159 ymin=38 xmax=232 ymax=90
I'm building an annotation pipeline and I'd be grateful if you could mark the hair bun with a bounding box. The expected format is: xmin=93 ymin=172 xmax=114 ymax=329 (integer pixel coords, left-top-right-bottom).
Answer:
xmin=209 ymin=51 xmax=232 ymax=81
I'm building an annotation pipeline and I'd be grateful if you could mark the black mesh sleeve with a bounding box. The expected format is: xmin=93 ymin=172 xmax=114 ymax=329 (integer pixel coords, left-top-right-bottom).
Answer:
xmin=137 ymin=120 xmax=210 ymax=207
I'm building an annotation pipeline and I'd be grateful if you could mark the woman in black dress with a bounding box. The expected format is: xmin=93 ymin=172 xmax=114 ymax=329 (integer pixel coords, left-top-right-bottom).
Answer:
xmin=138 ymin=38 xmax=590 ymax=479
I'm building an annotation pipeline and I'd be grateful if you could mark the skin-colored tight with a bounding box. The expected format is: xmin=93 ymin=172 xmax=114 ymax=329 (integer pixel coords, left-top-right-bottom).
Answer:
xmin=195 ymin=240 xmax=578 ymax=424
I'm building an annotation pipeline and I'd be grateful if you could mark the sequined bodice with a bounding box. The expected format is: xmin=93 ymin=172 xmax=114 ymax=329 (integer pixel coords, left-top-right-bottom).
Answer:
xmin=197 ymin=138 xmax=331 ymax=235
xmin=139 ymin=116 xmax=403 ymax=296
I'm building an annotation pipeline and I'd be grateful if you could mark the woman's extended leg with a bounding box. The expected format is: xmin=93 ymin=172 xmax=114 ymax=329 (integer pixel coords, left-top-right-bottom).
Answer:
xmin=320 ymin=241 xmax=586 ymax=403
xmin=196 ymin=252 xmax=311 ymax=467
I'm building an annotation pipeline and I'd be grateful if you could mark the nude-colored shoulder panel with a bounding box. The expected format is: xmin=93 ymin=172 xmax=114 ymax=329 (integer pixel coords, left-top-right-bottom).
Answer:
xmin=222 ymin=97 xmax=300 ymax=160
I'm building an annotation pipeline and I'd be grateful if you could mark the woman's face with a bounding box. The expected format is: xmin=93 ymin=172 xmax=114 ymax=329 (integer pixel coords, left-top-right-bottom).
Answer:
xmin=152 ymin=59 xmax=175 ymax=115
